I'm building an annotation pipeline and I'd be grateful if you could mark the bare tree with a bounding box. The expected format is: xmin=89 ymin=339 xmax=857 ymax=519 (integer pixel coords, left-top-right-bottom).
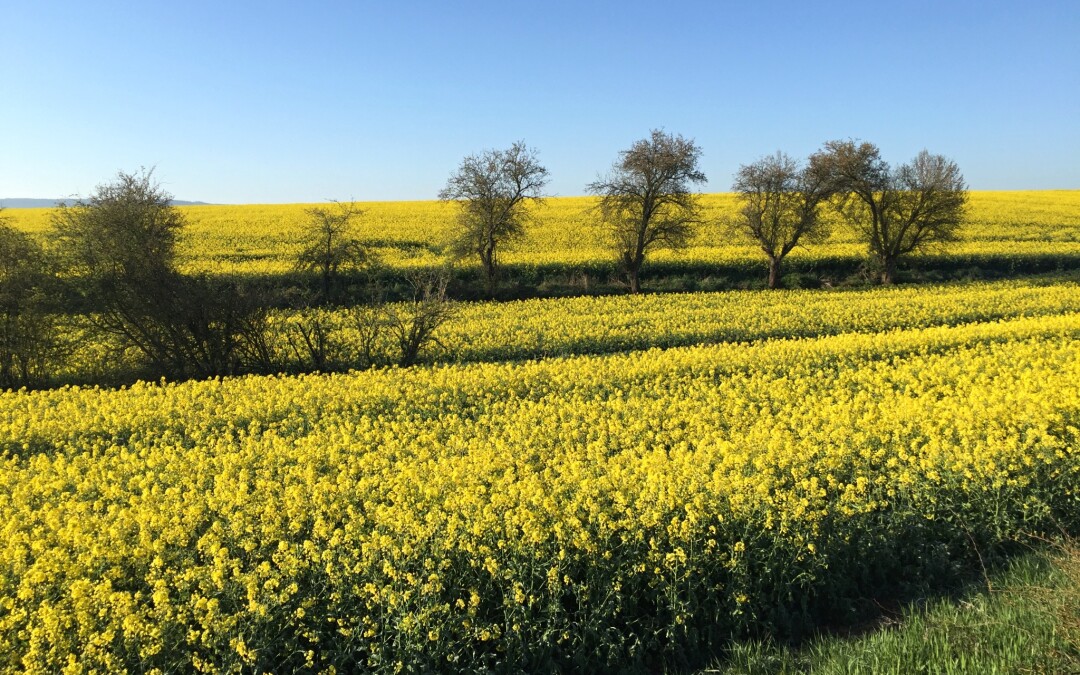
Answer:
xmin=295 ymin=201 xmax=371 ymax=303
xmin=382 ymin=269 xmax=457 ymax=366
xmin=439 ymin=142 xmax=548 ymax=295
xmin=283 ymin=308 xmax=342 ymax=373
xmin=349 ymin=303 xmax=388 ymax=369
xmin=732 ymin=152 xmax=832 ymax=289
xmin=587 ymin=130 xmax=706 ymax=293
xmin=808 ymin=140 xmax=967 ymax=284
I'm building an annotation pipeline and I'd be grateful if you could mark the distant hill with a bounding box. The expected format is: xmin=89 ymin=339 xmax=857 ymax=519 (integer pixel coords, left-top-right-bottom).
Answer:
xmin=0 ymin=198 xmax=211 ymax=208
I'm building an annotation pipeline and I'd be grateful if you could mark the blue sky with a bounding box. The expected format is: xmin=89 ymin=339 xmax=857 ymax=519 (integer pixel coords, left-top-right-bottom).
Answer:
xmin=2 ymin=0 xmax=1078 ymax=203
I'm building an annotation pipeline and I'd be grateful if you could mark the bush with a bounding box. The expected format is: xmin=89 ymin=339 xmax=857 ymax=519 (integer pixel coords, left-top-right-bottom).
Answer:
xmin=52 ymin=170 xmax=272 ymax=380
xmin=0 ymin=221 xmax=58 ymax=388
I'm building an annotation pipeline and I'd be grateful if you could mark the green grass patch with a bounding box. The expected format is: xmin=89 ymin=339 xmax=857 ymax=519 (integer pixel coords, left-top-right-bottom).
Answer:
xmin=708 ymin=540 xmax=1080 ymax=674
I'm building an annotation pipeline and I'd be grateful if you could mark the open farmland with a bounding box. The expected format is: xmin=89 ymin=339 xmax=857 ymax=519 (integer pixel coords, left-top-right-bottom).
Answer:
xmin=22 ymin=276 xmax=1080 ymax=387
xmin=7 ymin=191 xmax=1080 ymax=282
xmin=2 ymin=191 xmax=1080 ymax=672
xmin=9 ymin=0 xmax=1080 ymax=669
xmin=1 ymin=311 xmax=1079 ymax=671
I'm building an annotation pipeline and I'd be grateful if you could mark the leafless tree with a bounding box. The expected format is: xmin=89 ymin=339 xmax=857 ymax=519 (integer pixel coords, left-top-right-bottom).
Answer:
xmin=439 ymin=142 xmax=548 ymax=295
xmin=809 ymin=140 xmax=967 ymax=284
xmin=382 ymin=269 xmax=457 ymax=366
xmin=587 ymin=130 xmax=706 ymax=293
xmin=284 ymin=308 xmax=342 ymax=373
xmin=732 ymin=152 xmax=833 ymax=288
xmin=349 ymin=303 xmax=387 ymax=369
xmin=295 ymin=201 xmax=371 ymax=302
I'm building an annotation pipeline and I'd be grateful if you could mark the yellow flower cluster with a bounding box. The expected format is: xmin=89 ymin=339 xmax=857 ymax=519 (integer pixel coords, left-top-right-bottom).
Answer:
xmin=48 ymin=277 xmax=1080 ymax=384
xmin=6 ymin=191 xmax=1079 ymax=277
xmin=363 ymin=277 xmax=1080 ymax=364
xmin=1 ymin=309 xmax=1078 ymax=671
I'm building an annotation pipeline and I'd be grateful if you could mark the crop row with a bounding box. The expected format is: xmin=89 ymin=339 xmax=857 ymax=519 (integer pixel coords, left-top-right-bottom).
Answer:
xmin=2 ymin=312 xmax=1078 ymax=671
xmin=349 ymin=278 xmax=1080 ymax=364
xmin=35 ymin=278 xmax=1080 ymax=385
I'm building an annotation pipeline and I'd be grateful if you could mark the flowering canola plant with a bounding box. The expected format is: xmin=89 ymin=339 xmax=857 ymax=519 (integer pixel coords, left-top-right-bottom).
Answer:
xmin=48 ymin=278 xmax=1080 ymax=385
xmin=1 ymin=309 xmax=1079 ymax=671
xmin=348 ymin=278 xmax=1080 ymax=364
xmin=7 ymin=191 xmax=1079 ymax=277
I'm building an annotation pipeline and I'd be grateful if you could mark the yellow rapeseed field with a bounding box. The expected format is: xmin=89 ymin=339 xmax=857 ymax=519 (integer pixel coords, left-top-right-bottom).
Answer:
xmin=44 ymin=278 xmax=1080 ymax=383
xmin=2 ymin=309 xmax=1079 ymax=671
xmin=2 ymin=191 xmax=1079 ymax=670
xmin=6 ymin=191 xmax=1080 ymax=276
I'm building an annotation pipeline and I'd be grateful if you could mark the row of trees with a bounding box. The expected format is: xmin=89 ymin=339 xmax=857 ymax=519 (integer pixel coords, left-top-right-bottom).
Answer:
xmin=0 ymin=135 xmax=966 ymax=387
xmin=442 ymin=132 xmax=967 ymax=291
xmin=739 ymin=140 xmax=967 ymax=287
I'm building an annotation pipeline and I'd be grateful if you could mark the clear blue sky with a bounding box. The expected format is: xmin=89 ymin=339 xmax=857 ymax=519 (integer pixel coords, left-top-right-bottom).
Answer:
xmin=2 ymin=0 xmax=1078 ymax=203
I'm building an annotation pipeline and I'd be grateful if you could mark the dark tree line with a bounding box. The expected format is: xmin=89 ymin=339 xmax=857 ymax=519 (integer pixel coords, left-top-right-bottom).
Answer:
xmin=0 ymin=170 xmax=458 ymax=388
xmin=50 ymin=170 xmax=275 ymax=379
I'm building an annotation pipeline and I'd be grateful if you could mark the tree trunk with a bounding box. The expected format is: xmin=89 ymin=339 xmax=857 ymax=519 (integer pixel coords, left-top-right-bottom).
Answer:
xmin=321 ymin=267 xmax=331 ymax=303
xmin=767 ymin=256 xmax=782 ymax=289
xmin=881 ymin=256 xmax=898 ymax=284
xmin=627 ymin=265 xmax=641 ymax=294
xmin=481 ymin=245 xmax=497 ymax=297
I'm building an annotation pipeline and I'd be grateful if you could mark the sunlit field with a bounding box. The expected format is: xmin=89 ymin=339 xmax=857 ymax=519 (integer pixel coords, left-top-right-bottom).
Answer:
xmin=7 ymin=191 xmax=1080 ymax=277
xmin=30 ymin=277 xmax=1080 ymax=386
xmin=2 ymin=190 xmax=1080 ymax=672
xmin=2 ymin=310 xmax=1079 ymax=671
xmin=7 ymin=0 xmax=1079 ymax=668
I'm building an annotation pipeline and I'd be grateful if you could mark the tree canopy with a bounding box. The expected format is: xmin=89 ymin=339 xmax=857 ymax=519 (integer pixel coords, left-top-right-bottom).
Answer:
xmin=439 ymin=142 xmax=548 ymax=294
xmin=732 ymin=152 xmax=833 ymax=288
xmin=587 ymin=130 xmax=706 ymax=293
xmin=809 ymin=140 xmax=967 ymax=283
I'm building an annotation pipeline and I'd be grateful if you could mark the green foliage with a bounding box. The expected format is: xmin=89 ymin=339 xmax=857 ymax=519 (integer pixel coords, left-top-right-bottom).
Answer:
xmin=51 ymin=168 xmax=183 ymax=283
xmin=50 ymin=170 xmax=272 ymax=379
xmin=712 ymin=542 xmax=1080 ymax=674
xmin=0 ymin=218 xmax=58 ymax=388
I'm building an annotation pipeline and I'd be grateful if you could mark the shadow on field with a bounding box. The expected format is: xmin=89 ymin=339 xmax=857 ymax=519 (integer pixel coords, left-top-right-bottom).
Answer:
xmin=228 ymin=251 xmax=1080 ymax=306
